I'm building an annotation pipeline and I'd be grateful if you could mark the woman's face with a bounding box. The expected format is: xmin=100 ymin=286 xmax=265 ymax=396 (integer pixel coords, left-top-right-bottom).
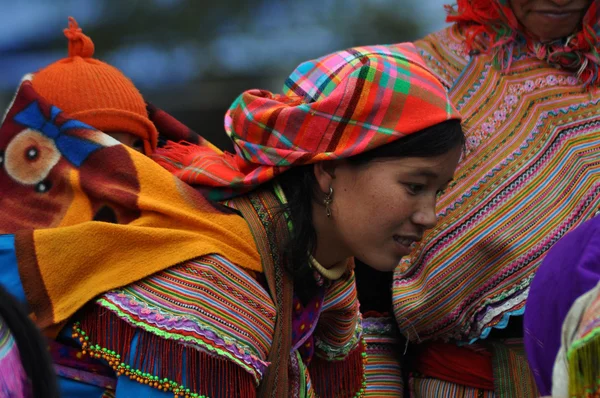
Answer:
xmin=509 ymin=0 xmax=593 ymax=42
xmin=313 ymin=146 xmax=462 ymax=272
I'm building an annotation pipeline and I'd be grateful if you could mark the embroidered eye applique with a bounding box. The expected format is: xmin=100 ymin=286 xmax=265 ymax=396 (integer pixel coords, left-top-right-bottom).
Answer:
xmin=3 ymin=129 xmax=61 ymax=192
xmin=1 ymin=101 xmax=102 ymax=194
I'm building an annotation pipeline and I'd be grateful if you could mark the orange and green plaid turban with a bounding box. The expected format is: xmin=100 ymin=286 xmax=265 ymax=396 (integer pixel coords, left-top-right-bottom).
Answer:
xmin=154 ymin=42 xmax=461 ymax=200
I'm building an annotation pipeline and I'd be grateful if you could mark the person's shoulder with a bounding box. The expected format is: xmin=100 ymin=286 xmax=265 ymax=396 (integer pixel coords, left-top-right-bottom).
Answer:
xmin=79 ymin=253 xmax=276 ymax=396
xmin=415 ymin=24 xmax=467 ymax=51
xmin=414 ymin=25 xmax=470 ymax=89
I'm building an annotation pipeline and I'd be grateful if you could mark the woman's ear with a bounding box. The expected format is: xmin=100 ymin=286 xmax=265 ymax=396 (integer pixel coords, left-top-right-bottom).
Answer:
xmin=313 ymin=161 xmax=337 ymax=194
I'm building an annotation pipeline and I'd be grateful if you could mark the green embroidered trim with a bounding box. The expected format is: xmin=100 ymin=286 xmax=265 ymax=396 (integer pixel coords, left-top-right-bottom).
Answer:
xmin=483 ymin=274 xmax=534 ymax=306
xmin=357 ymin=338 xmax=368 ymax=398
xmin=98 ymin=294 xmax=260 ymax=355
xmin=310 ymin=337 xmax=368 ymax=398
xmin=568 ymin=326 xmax=600 ymax=354
xmin=315 ymin=318 xmax=363 ymax=361
xmin=94 ymin=298 xmax=261 ymax=384
xmin=296 ymin=351 xmax=309 ymax=398
xmin=566 ymin=326 xmax=600 ymax=398
xmin=272 ymin=183 xmax=294 ymax=234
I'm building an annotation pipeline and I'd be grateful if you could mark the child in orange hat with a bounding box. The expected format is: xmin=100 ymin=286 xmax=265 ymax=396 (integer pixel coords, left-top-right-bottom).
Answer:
xmin=31 ymin=17 xmax=158 ymax=154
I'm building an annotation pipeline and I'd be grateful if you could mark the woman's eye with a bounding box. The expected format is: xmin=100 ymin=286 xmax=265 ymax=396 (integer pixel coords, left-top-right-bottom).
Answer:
xmin=405 ymin=183 xmax=425 ymax=195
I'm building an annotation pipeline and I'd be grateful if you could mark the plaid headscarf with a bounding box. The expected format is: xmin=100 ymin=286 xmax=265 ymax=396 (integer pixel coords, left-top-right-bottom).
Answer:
xmin=153 ymin=43 xmax=461 ymax=200
xmin=447 ymin=0 xmax=600 ymax=86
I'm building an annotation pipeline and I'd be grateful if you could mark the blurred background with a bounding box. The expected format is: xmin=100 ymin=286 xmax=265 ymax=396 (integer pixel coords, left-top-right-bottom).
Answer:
xmin=0 ymin=0 xmax=449 ymax=149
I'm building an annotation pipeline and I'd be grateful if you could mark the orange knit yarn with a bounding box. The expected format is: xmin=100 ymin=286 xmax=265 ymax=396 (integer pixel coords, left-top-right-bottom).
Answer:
xmin=31 ymin=17 xmax=158 ymax=153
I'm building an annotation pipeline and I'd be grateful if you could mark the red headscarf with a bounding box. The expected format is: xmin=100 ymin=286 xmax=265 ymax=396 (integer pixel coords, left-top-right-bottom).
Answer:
xmin=153 ymin=43 xmax=461 ymax=200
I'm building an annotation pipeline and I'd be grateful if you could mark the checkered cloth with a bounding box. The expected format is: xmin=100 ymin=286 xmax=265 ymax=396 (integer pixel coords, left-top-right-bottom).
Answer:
xmin=153 ymin=43 xmax=460 ymax=200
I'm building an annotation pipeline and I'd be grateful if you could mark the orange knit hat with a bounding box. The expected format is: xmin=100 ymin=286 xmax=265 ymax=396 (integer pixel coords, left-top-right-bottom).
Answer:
xmin=31 ymin=17 xmax=158 ymax=153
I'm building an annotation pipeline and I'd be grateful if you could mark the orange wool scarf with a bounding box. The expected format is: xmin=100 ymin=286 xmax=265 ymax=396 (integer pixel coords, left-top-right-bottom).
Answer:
xmin=0 ymin=79 xmax=261 ymax=329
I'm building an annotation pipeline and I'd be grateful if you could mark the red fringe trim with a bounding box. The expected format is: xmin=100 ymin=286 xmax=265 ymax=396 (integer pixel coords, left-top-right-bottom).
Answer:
xmin=308 ymin=340 xmax=367 ymax=398
xmin=444 ymin=0 xmax=600 ymax=87
xmin=445 ymin=0 xmax=517 ymax=54
xmin=76 ymin=305 xmax=256 ymax=398
xmin=152 ymin=140 xmax=208 ymax=173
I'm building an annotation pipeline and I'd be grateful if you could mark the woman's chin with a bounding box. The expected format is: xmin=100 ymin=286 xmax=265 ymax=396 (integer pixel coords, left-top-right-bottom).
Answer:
xmin=355 ymin=255 xmax=400 ymax=273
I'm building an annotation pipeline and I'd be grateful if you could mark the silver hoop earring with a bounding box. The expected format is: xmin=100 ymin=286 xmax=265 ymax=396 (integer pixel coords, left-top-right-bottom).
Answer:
xmin=324 ymin=186 xmax=333 ymax=218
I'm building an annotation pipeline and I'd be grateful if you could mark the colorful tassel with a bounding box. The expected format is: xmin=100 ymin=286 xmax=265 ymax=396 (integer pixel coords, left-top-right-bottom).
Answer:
xmin=73 ymin=307 xmax=257 ymax=398
xmin=567 ymin=328 xmax=600 ymax=398
xmin=308 ymin=338 xmax=368 ymax=398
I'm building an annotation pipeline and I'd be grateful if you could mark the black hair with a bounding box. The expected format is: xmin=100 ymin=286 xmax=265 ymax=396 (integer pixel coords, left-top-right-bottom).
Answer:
xmin=0 ymin=286 xmax=59 ymax=398
xmin=277 ymin=119 xmax=464 ymax=303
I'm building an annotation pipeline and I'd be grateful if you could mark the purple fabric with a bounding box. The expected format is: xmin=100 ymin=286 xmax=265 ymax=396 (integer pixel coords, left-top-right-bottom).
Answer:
xmin=524 ymin=215 xmax=600 ymax=395
xmin=291 ymin=289 xmax=326 ymax=363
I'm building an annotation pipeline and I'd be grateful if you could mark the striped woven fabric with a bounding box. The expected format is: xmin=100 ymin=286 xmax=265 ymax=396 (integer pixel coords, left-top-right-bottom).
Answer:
xmin=491 ymin=339 xmax=539 ymax=397
xmin=362 ymin=316 xmax=404 ymax=397
xmin=410 ymin=376 xmax=495 ymax=398
xmin=153 ymin=43 xmax=460 ymax=200
xmin=392 ymin=24 xmax=600 ymax=343
xmin=91 ymin=254 xmax=276 ymax=384
xmin=314 ymin=270 xmax=361 ymax=361
xmin=75 ymin=246 xmax=364 ymax=397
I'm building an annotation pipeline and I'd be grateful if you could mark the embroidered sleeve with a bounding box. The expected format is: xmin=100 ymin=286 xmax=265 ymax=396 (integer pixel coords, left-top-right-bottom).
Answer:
xmin=313 ymin=270 xmax=362 ymax=361
xmin=306 ymin=271 xmax=367 ymax=397
xmin=72 ymin=254 xmax=276 ymax=398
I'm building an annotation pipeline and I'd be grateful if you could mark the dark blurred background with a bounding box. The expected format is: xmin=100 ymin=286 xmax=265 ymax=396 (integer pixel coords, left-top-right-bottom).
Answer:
xmin=0 ymin=0 xmax=448 ymax=149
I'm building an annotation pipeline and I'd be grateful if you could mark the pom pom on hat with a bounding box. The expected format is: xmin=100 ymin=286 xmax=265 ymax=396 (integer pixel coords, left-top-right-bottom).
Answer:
xmin=31 ymin=17 xmax=158 ymax=153
xmin=64 ymin=17 xmax=95 ymax=58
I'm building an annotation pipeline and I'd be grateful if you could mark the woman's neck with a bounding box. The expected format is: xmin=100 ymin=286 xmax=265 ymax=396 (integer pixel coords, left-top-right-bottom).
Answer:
xmin=311 ymin=202 xmax=351 ymax=269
